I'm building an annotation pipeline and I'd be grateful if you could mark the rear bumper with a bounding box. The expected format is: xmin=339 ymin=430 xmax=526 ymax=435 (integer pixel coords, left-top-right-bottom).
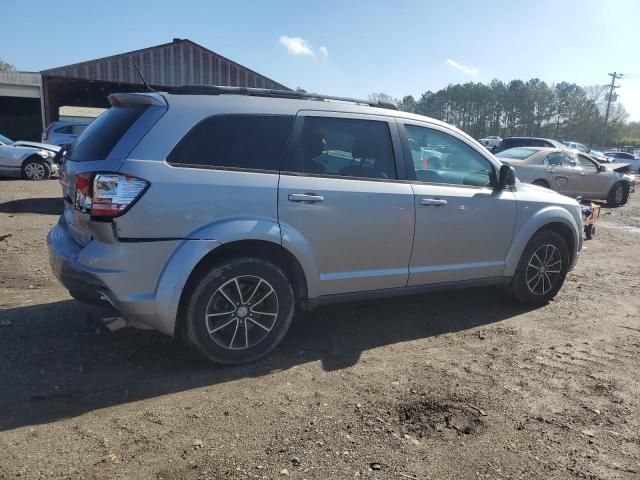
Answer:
xmin=47 ymin=219 xmax=221 ymax=336
xmin=47 ymin=220 xmax=178 ymax=334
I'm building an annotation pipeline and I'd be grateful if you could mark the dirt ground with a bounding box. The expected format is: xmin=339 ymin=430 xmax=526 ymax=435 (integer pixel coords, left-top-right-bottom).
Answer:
xmin=0 ymin=178 xmax=638 ymax=480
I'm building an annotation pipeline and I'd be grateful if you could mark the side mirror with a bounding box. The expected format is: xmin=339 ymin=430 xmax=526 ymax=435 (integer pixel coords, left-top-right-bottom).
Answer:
xmin=498 ymin=164 xmax=516 ymax=187
xmin=598 ymin=165 xmax=606 ymax=172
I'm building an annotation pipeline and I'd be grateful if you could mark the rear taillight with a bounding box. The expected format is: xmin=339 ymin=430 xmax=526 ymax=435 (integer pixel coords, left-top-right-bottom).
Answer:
xmin=42 ymin=126 xmax=51 ymax=142
xmin=74 ymin=173 xmax=149 ymax=218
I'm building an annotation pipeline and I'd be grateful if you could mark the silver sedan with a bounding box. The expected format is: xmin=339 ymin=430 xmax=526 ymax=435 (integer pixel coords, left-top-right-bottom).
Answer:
xmin=496 ymin=147 xmax=634 ymax=207
xmin=0 ymin=134 xmax=60 ymax=180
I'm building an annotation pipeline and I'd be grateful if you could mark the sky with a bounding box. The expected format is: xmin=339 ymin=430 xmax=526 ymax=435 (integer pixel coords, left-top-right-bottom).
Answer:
xmin=2 ymin=0 xmax=639 ymax=120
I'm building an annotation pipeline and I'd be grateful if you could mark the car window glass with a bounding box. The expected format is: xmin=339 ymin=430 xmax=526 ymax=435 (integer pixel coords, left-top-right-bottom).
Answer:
xmin=56 ymin=126 xmax=73 ymax=134
xmin=167 ymin=115 xmax=294 ymax=171
xmin=496 ymin=148 xmax=537 ymax=160
xmin=544 ymin=152 xmax=566 ymax=166
xmin=298 ymin=117 xmax=396 ymax=180
xmin=577 ymin=155 xmax=598 ymax=173
xmin=405 ymin=124 xmax=494 ymax=187
xmin=69 ymin=105 xmax=149 ymax=161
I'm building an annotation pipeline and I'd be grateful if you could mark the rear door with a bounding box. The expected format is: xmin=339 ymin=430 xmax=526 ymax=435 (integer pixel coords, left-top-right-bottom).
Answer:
xmin=543 ymin=151 xmax=580 ymax=197
xmin=278 ymin=111 xmax=415 ymax=296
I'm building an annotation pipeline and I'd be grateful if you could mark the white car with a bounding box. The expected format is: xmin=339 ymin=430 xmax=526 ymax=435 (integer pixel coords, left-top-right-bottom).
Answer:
xmin=562 ymin=141 xmax=610 ymax=164
xmin=479 ymin=136 xmax=502 ymax=151
xmin=604 ymin=151 xmax=640 ymax=172
xmin=0 ymin=134 xmax=61 ymax=180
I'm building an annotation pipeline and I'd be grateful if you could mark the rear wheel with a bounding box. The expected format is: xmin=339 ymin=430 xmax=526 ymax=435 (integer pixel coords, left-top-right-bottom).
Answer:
xmin=185 ymin=257 xmax=295 ymax=364
xmin=22 ymin=158 xmax=51 ymax=180
xmin=512 ymin=230 xmax=569 ymax=306
xmin=606 ymin=182 xmax=628 ymax=207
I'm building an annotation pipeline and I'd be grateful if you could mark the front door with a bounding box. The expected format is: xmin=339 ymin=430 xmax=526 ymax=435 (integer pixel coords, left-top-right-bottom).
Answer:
xmin=278 ymin=112 xmax=415 ymax=296
xmin=399 ymin=122 xmax=517 ymax=286
xmin=576 ymin=153 xmax=605 ymax=198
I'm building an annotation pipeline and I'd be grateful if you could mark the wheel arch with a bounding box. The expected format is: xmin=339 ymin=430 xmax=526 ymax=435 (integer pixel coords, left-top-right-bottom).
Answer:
xmin=174 ymin=239 xmax=308 ymax=338
xmin=21 ymin=153 xmax=46 ymax=168
xmin=504 ymin=207 xmax=580 ymax=277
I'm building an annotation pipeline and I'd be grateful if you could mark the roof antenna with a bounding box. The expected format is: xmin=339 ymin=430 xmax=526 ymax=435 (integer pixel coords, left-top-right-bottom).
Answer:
xmin=131 ymin=58 xmax=154 ymax=92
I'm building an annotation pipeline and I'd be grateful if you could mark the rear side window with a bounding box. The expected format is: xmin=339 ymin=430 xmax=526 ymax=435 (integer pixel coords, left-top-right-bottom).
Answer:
xmin=297 ymin=116 xmax=397 ymax=180
xmin=69 ymin=105 xmax=149 ymax=161
xmin=167 ymin=115 xmax=294 ymax=171
xmin=55 ymin=126 xmax=73 ymax=134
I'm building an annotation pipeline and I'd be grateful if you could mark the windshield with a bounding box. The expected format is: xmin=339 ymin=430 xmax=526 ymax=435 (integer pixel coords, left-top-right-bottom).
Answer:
xmin=0 ymin=134 xmax=13 ymax=144
xmin=496 ymin=147 xmax=537 ymax=160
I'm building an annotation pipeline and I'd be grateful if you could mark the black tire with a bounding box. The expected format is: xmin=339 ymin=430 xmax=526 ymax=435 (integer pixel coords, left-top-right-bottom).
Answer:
xmin=21 ymin=157 xmax=51 ymax=180
xmin=532 ymin=179 xmax=550 ymax=189
xmin=606 ymin=182 xmax=629 ymax=207
xmin=585 ymin=224 xmax=595 ymax=240
xmin=512 ymin=230 xmax=569 ymax=306
xmin=185 ymin=257 xmax=295 ymax=365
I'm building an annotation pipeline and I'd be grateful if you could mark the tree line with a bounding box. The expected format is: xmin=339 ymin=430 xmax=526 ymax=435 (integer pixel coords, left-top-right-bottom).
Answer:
xmin=370 ymin=79 xmax=640 ymax=148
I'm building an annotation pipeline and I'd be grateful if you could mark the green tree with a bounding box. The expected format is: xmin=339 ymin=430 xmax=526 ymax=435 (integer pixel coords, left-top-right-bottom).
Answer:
xmin=0 ymin=58 xmax=14 ymax=71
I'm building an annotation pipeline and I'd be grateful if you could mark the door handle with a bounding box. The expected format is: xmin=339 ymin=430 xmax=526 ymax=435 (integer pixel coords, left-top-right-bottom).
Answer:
xmin=288 ymin=193 xmax=325 ymax=203
xmin=579 ymin=172 xmax=586 ymax=176
xmin=420 ymin=198 xmax=447 ymax=206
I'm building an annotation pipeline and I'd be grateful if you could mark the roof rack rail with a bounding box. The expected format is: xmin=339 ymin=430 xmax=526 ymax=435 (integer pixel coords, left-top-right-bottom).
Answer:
xmin=168 ymin=85 xmax=398 ymax=110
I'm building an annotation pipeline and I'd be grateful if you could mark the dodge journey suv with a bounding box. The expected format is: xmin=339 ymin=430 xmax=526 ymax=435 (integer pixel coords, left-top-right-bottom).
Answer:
xmin=48 ymin=86 xmax=582 ymax=364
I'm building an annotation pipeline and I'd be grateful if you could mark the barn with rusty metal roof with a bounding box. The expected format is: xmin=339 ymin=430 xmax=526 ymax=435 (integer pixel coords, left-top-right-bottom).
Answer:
xmin=39 ymin=38 xmax=289 ymax=127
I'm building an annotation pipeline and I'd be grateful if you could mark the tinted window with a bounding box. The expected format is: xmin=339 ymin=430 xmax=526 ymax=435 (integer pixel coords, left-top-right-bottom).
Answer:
xmin=577 ymin=155 xmax=598 ymax=173
xmin=405 ymin=124 xmax=494 ymax=187
xmin=69 ymin=105 xmax=149 ymax=161
xmin=298 ymin=117 xmax=396 ymax=179
xmin=55 ymin=126 xmax=73 ymax=134
xmin=167 ymin=115 xmax=294 ymax=171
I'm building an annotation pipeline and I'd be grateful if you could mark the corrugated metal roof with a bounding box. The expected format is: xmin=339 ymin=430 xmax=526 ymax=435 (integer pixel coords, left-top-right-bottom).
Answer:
xmin=41 ymin=38 xmax=289 ymax=90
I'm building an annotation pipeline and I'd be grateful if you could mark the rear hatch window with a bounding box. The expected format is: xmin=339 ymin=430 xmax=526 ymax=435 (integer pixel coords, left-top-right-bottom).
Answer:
xmin=68 ymin=104 xmax=149 ymax=161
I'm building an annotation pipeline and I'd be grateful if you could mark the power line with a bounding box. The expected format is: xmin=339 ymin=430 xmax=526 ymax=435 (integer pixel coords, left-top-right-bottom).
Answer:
xmin=602 ymin=72 xmax=622 ymax=150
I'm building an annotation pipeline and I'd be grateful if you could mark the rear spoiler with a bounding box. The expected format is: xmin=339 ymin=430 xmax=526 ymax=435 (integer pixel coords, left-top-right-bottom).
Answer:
xmin=108 ymin=93 xmax=167 ymax=107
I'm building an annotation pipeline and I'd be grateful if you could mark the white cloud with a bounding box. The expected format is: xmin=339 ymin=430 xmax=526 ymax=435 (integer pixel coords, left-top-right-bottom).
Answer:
xmin=445 ymin=58 xmax=479 ymax=76
xmin=279 ymin=36 xmax=315 ymax=57
xmin=279 ymin=36 xmax=328 ymax=59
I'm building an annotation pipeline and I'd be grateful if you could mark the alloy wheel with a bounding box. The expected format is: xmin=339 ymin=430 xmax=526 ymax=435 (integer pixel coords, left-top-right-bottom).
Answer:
xmin=614 ymin=185 xmax=624 ymax=205
xmin=24 ymin=162 xmax=46 ymax=180
xmin=204 ymin=275 xmax=279 ymax=350
xmin=526 ymin=244 xmax=562 ymax=295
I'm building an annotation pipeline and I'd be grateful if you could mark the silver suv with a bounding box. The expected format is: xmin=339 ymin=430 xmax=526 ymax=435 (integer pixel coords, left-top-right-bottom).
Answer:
xmin=48 ymin=87 xmax=583 ymax=364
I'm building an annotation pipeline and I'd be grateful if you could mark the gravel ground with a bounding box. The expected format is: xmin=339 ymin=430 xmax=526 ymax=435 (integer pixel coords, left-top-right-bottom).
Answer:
xmin=0 ymin=178 xmax=638 ymax=480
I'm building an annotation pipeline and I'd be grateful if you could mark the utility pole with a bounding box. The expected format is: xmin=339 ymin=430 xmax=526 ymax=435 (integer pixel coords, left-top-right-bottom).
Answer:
xmin=602 ymin=72 xmax=622 ymax=150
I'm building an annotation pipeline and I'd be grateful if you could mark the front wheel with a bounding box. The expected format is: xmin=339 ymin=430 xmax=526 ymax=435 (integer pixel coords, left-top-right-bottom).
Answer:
xmin=185 ymin=257 xmax=295 ymax=364
xmin=512 ymin=230 xmax=569 ymax=306
xmin=606 ymin=182 xmax=628 ymax=207
xmin=22 ymin=158 xmax=51 ymax=180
